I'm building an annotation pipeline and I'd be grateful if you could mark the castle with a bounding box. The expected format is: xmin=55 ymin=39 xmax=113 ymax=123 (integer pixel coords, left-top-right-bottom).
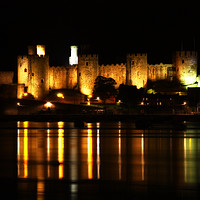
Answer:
xmin=17 ymin=45 xmax=198 ymax=100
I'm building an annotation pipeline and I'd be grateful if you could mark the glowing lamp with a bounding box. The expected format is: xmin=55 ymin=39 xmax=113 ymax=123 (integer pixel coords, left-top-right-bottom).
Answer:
xmin=57 ymin=93 xmax=64 ymax=99
xmin=23 ymin=92 xmax=28 ymax=97
xmin=45 ymin=102 xmax=53 ymax=108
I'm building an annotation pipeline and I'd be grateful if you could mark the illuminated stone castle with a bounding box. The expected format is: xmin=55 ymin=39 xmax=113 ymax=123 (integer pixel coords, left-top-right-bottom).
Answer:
xmin=17 ymin=45 xmax=198 ymax=100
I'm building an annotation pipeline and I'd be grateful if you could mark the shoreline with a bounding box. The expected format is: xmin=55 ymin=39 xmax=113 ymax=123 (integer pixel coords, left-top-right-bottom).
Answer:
xmin=0 ymin=114 xmax=200 ymax=123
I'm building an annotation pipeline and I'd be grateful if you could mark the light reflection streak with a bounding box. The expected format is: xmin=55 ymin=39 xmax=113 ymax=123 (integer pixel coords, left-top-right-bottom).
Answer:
xmin=47 ymin=129 xmax=50 ymax=178
xmin=17 ymin=121 xmax=29 ymax=178
xmin=23 ymin=128 xmax=28 ymax=178
xmin=70 ymin=128 xmax=78 ymax=195
xmin=118 ymin=121 xmax=122 ymax=180
xmin=17 ymin=129 xmax=20 ymax=177
xmin=141 ymin=134 xmax=144 ymax=181
xmin=87 ymin=123 xmax=93 ymax=179
xmin=37 ymin=181 xmax=45 ymax=200
xmin=58 ymin=122 xmax=64 ymax=179
xmin=97 ymin=122 xmax=100 ymax=179
xmin=184 ymin=133 xmax=187 ymax=183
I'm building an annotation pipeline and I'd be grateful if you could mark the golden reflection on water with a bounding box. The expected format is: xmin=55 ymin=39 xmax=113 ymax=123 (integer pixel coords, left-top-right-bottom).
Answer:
xmin=17 ymin=121 xmax=29 ymax=178
xmin=87 ymin=123 xmax=93 ymax=179
xmin=17 ymin=121 xmax=200 ymax=187
xmin=17 ymin=121 xmax=148 ymax=182
xmin=58 ymin=122 xmax=64 ymax=179
xmin=183 ymin=130 xmax=200 ymax=184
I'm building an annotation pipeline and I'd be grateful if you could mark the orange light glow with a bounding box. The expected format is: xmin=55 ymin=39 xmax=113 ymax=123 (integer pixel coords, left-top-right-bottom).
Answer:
xmin=37 ymin=45 xmax=45 ymax=57
xmin=44 ymin=102 xmax=53 ymax=108
xmin=58 ymin=121 xmax=64 ymax=129
xmin=23 ymin=121 xmax=29 ymax=128
xmin=23 ymin=92 xmax=28 ymax=97
xmin=24 ymin=127 xmax=28 ymax=178
xmin=57 ymin=93 xmax=64 ymax=98
xmin=58 ymin=126 xmax=64 ymax=179
xmin=87 ymin=123 xmax=93 ymax=179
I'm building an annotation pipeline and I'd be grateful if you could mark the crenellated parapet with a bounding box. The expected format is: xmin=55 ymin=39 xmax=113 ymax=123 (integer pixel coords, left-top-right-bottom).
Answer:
xmin=175 ymin=51 xmax=197 ymax=58
xmin=127 ymin=53 xmax=147 ymax=58
xmin=78 ymin=54 xmax=98 ymax=59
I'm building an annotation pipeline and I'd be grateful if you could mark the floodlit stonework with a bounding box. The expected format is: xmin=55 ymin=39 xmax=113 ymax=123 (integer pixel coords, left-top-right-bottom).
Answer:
xmin=16 ymin=45 xmax=198 ymax=99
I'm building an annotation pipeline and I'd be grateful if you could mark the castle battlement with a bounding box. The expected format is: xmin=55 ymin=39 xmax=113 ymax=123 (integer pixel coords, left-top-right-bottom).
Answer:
xmin=127 ymin=53 xmax=147 ymax=58
xmin=175 ymin=51 xmax=197 ymax=58
xmin=78 ymin=54 xmax=98 ymax=59
xmin=99 ymin=63 xmax=126 ymax=68
xmin=17 ymin=45 xmax=199 ymax=99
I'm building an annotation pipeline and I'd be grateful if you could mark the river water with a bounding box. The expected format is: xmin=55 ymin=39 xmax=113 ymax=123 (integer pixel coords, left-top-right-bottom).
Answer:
xmin=0 ymin=120 xmax=200 ymax=199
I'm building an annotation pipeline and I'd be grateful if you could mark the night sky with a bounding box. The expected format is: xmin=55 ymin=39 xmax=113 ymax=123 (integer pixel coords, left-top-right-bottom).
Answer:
xmin=0 ymin=1 xmax=200 ymax=70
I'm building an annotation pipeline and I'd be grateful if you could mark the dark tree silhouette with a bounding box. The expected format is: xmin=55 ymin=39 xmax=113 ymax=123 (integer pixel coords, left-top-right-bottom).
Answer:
xmin=93 ymin=76 xmax=117 ymax=103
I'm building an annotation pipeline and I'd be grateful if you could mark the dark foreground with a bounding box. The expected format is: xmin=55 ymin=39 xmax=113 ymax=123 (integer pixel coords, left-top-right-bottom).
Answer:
xmin=1 ymin=120 xmax=200 ymax=199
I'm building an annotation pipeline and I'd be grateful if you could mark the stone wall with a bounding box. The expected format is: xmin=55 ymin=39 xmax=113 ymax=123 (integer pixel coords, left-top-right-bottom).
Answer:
xmin=49 ymin=66 xmax=77 ymax=90
xmin=173 ymin=51 xmax=197 ymax=86
xmin=148 ymin=63 xmax=172 ymax=81
xmin=17 ymin=55 xmax=49 ymax=100
xmin=0 ymin=71 xmax=14 ymax=84
xmin=99 ymin=63 xmax=126 ymax=88
xmin=127 ymin=53 xmax=148 ymax=88
xmin=78 ymin=54 xmax=99 ymax=95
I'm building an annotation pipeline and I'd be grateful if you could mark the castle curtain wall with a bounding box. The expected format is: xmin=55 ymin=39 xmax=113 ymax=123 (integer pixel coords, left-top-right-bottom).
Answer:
xmin=99 ymin=64 xmax=126 ymax=88
xmin=49 ymin=66 xmax=77 ymax=90
xmin=0 ymin=71 xmax=14 ymax=84
xmin=17 ymin=46 xmax=199 ymax=100
xmin=148 ymin=63 xmax=172 ymax=81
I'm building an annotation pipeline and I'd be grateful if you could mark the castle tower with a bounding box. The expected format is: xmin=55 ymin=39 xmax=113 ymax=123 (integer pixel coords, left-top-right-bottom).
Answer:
xmin=69 ymin=46 xmax=78 ymax=65
xmin=78 ymin=54 xmax=99 ymax=96
xmin=126 ymin=53 xmax=148 ymax=88
xmin=17 ymin=45 xmax=49 ymax=99
xmin=173 ymin=51 xmax=198 ymax=86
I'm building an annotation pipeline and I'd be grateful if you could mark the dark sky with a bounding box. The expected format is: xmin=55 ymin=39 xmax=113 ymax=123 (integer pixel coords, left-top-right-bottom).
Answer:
xmin=0 ymin=1 xmax=200 ymax=70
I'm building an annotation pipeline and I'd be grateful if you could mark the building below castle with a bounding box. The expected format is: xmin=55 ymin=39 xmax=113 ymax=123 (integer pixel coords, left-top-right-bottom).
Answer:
xmin=15 ymin=45 xmax=199 ymax=100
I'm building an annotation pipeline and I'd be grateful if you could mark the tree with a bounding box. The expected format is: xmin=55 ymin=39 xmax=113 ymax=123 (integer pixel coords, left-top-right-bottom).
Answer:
xmin=93 ymin=76 xmax=117 ymax=103
xmin=118 ymin=84 xmax=144 ymax=105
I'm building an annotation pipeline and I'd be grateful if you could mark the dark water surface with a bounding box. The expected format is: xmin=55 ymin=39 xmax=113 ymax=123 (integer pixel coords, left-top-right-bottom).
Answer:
xmin=1 ymin=120 xmax=200 ymax=199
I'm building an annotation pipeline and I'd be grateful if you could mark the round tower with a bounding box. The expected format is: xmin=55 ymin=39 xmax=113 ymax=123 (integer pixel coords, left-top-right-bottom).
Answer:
xmin=78 ymin=54 xmax=99 ymax=96
xmin=174 ymin=51 xmax=198 ymax=86
xmin=17 ymin=45 xmax=49 ymax=100
xmin=126 ymin=53 xmax=148 ymax=89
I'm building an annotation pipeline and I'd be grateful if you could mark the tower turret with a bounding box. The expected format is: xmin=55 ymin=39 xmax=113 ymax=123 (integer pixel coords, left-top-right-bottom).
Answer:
xmin=173 ymin=51 xmax=198 ymax=87
xmin=17 ymin=45 xmax=49 ymax=99
xmin=78 ymin=54 xmax=99 ymax=96
xmin=126 ymin=53 xmax=148 ymax=88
